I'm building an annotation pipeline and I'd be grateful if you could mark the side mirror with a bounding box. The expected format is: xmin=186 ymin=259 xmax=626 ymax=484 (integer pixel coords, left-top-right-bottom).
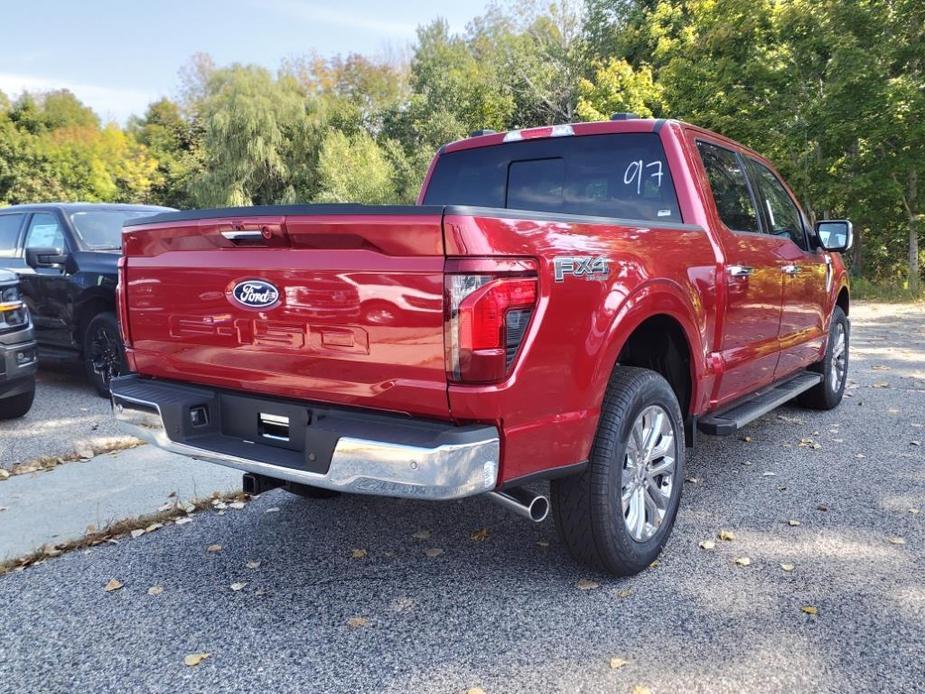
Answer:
xmin=25 ymin=247 xmax=69 ymax=270
xmin=815 ymin=220 xmax=853 ymax=252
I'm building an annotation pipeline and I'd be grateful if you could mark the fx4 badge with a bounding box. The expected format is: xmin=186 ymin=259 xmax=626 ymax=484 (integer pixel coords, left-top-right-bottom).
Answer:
xmin=553 ymin=256 xmax=610 ymax=282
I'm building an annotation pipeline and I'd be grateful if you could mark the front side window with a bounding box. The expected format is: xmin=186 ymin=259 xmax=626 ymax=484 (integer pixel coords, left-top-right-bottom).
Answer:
xmin=747 ymin=159 xmax=807 ymax=249
xmin=0 ymin=214 xmax=25 ymax=255
xmin=423 ymin=133 xmax=682 ymax=223
xmin=24 ymin=213 xmax=66 ymax=250
xmin=696 ymin=141 xmax=761 ymax=234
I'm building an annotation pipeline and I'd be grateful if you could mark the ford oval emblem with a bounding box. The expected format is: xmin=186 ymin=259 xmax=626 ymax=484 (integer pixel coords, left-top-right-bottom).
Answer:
xmin=230 ymin=279 xmax=280 ymax=310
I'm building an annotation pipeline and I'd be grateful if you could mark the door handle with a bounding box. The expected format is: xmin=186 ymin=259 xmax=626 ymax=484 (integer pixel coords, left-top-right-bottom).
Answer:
xmin=781 ymin=264 xmax=800 ymax=275
xmin=727 ymin=265 xmax=754 ymax=277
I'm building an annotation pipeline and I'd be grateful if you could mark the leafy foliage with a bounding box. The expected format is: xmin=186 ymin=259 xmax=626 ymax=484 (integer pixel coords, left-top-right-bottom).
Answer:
xmin=0 ymin=0 xmax=921 ymax=287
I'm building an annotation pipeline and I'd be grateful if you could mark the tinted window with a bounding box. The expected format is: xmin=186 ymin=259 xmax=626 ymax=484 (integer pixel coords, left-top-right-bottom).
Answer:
xmin=747 ymin=159 xmax=807 ymax=249
xmin=24 ymin=213 xmax=66 ymax=250
xmin=70 ymin=210 xmax=154 ymax=249
xmin=423 ymin=133 xmax=682 ymax=222
xmin=696 ymin=141 xmax=760 ymax=233
xmin=0 ymin=214 xmax=25 ymax=255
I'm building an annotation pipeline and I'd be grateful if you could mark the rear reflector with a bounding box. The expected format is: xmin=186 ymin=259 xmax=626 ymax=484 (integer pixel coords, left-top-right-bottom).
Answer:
xmin=445 ymin=259 xmax=538 ymax=384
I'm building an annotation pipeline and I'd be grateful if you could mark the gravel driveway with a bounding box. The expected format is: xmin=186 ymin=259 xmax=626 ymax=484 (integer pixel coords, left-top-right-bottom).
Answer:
xmin=0 ymin=362 xmax=136 ymax=469
xmin=0 ymin=302 xmax=922 ymax=693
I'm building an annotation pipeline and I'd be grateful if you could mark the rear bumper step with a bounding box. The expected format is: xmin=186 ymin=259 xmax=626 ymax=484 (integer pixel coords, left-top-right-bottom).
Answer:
xmin=698 ymin=372 xmax=823 ymax=436
xmin=110 ymin=375 xmax=500 ymax=500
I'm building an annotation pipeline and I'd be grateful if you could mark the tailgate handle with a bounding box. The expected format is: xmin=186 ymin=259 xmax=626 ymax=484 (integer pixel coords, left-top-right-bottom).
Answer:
xmin=221 ymin=229 xmax=267 ymax=244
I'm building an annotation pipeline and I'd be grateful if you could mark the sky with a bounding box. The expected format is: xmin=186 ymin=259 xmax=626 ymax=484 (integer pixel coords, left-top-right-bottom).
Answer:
xmin=0 ymin=0 xmax=489 ymax=123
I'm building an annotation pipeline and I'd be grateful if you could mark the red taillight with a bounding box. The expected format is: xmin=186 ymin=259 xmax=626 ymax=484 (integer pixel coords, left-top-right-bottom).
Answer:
xmin=445 ymin=259 xmax=538 ymax=384
xmin=116 ymin=256 xmax=131 ymax=348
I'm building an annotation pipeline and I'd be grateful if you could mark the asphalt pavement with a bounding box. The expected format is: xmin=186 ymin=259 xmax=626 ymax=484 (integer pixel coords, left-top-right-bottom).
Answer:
xmin=0 ymin=303 xmax=922 ymax=693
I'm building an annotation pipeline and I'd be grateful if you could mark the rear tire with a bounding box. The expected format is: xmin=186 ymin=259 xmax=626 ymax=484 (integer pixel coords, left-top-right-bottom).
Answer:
xmin=798 ymin=306 xmax=848 ymax=410
xmin=552 ymin=367 xmax=685 ymax=576
xmin=83 ymin=312 xmax=127 ymax=399
xmin=0 ymin=379 xmax=35 ymax=420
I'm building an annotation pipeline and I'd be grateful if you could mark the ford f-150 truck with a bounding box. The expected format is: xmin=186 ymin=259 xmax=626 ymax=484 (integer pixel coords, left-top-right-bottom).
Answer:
xmin=111 ymin=116 xmax=852 ymax=575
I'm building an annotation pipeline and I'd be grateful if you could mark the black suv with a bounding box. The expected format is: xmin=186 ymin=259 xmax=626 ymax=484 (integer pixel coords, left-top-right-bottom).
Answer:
xmin=0 ymin=203 xmax=172 ymax=397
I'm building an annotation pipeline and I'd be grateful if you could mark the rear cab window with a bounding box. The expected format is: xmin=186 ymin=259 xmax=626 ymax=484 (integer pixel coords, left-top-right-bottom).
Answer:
xmin=423 ymin=133 xmax=682 ymax=223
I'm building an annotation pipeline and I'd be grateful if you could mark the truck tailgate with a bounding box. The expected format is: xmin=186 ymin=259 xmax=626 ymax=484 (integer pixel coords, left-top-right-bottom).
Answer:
xmin=121 ymin=207 xmax=449 ymax=418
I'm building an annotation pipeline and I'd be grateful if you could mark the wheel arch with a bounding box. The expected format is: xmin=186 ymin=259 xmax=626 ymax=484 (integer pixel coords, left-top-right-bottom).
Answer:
xmin=74 ymin=290 xmax=116 ymax=354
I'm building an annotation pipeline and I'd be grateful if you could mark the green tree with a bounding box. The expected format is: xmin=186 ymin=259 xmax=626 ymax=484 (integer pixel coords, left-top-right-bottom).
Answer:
xmin=576 ymin=57 xmax=663 ymax=119
xmin=315 ymin=130 xmax=397 ymax=204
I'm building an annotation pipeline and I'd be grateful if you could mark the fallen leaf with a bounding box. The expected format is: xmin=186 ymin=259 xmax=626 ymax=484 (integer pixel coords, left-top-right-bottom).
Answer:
xmin=351 ymin=548 xmax=368 ymax=559
xmin=0 ymin=469 xmax=10 ymax=480
xmin=347 ymin=616 xmax=369 ymax=629
xmin=229 ymin=501 xmax=246 ymax=509
xmin=609 ymin=657 xmax=630 ymax=670
xmin=246 ymin=560 xmax=261 ymax=569
xmin=734 ymin=556 xmax=752 ymax=567
xmin=0 ymin=506 xmax=7 ymax=512
xmin=174 ymin=517 xmax=192 ymax=526
xmin=230 ymin=582 xmax=247 ymax=592
xmin=780 ymin=563 xmax=795 ymax=572
xmin=685 ymin=476 xmax=700 ymax=483
xmin=184 ymin=653 xmax=210 ymax=667
xmin=157 ymin=502 xmax=174 ymax=512
xmin=648 ymin=560 xmax=660 ymax=569
xmin=264 ymin=507 xmax=280 ymax=514
xmin=147 ymin=585 xmax=164 ymax=596
xmin=787 ymin=519 xmax=801 ymax=527
xmin=698 ymin=539 xmax=715 ymax=550
xmin=887 ymin=537 xmax=906 ymax=545
xmin=576 ymin=578 xmax=600 ymax=590
xmin=909 ymin=508 xmax=921 ymax=515
xmin=104 ymin=579 xmax=123 ymax=592
xmin=741 ymin=436 xmax=752 ymax=443
xmin=130 ymin=529 xmax=146 ymax=539
xmin=470 ymin=528 xmax=490 ymax=542
xmin=817 ymin=504 xmax=829 ymax=512
xmin=762 ymin=471 xmax=777 ymax=477
xmin=801 ymin=606 xmax=818 ymax=616
xmin=423 ymin=548 xmax=444 ymax=557
xmin=912 ymin=441 xmax=921 ymax=447
xmin=718 ymin=530 xmax=736 ymax=541
xmin=412 ymin=529 xmax=431 ymax=540
xmin=207 ymin=544 xmax=222 ymax=553
xmin=536 ymin=540 xmax=550 ymax=548
xmin=616 ymin=589 xmax=633 ymax=598
xmin=631 ymin=686 xmax=652 ymax=694
xmin=466 ymin=688 xmax=486 ymax=694
xmin=42 ymin=544 xmax=62 ymax=557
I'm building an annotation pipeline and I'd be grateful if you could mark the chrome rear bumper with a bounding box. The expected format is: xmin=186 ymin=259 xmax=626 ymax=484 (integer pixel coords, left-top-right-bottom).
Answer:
xmin=111 ymin=376 xmax=499 ymax=500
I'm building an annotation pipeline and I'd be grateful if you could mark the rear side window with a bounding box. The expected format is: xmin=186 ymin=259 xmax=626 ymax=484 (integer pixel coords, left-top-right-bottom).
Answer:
xmin=423 ymin=133 xmax=682 ymax=223
xmin=0 ymin=214 xmax=25 ymax=255
xmin=746 ymin=159 xmax=807 ymax=249
xmin=696 ymin=141 xmax=760 ymax=234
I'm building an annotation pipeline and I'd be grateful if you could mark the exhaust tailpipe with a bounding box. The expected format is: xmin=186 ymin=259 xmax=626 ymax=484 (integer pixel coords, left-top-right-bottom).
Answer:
xmin=488 ymin=487 xmax=549 ymax=523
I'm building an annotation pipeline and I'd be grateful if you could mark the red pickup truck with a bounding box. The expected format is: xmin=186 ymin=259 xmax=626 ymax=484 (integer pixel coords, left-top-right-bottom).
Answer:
xmin=111 ymin=116 xmax=852 ymax=575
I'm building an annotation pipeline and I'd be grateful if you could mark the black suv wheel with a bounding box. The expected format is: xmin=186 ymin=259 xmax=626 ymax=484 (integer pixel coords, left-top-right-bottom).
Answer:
xmin=83 ymin=312 xmax=127 ymax=398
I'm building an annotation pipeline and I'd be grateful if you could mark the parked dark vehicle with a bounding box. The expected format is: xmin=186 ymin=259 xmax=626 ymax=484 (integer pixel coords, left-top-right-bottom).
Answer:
xmin=0 ymin=270 xmax=38 ymax=419
xmin=0 ymin=203 xmax=173 ymax=397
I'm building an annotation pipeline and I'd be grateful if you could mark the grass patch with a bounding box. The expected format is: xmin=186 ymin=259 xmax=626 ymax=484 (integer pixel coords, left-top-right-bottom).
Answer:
xmin=851 ymin=277 xmax=925 ymax=303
